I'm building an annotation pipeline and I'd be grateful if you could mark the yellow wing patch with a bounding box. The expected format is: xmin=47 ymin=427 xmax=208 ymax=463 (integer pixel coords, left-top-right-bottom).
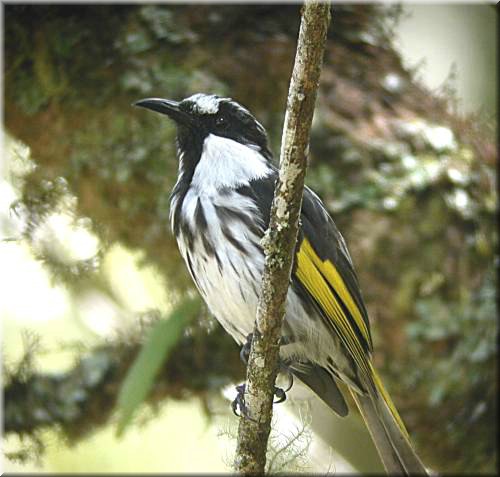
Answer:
xmin=296 ymin=238 xmax=410 ymax=439
xmin=295 ymin=237 xmax=371 ymax=378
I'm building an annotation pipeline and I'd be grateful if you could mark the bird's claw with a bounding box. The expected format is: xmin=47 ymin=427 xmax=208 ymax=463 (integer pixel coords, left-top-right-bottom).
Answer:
xmin=273 ymin=386 xmax=286 ymax=404
xmin=232 ymin=375 xmax=294 ymax=417
xmin=239 ymin=333 xmax=253 ymax=364
xmin=283 ymin=369 xmax=294 ymax=393
xmin=234 ymin=335 xmax=295 ymax=415
xmin=239 ymin=334 xmax=292 ymax=365
xmin=273 ymin=371 xmax=294 ymax=404
xmin=231 ymin=383 xmax=255 ymax=421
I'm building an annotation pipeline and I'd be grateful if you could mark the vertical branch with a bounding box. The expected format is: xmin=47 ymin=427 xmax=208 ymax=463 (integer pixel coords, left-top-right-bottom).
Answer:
xmin=233 ymin=1 xmax=331 ymax=474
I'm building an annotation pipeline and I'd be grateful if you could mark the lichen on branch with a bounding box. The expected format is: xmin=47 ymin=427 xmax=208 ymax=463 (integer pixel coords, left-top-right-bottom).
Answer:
xmin=233 ymin=2 xmax=331 ymax=474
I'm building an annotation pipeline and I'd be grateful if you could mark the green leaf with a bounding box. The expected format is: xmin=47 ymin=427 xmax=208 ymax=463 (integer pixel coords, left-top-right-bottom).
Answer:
xmin=115 ymin=297 xmax=201 ymax=436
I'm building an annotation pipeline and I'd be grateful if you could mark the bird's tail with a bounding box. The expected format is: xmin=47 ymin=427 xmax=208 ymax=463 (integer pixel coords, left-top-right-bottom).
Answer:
xmin=349 ymin=362 xmax=428 ymax=475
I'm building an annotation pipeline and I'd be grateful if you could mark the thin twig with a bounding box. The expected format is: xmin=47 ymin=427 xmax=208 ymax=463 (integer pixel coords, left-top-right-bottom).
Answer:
xmin=233 ymin=1 xmax=331 ymax=474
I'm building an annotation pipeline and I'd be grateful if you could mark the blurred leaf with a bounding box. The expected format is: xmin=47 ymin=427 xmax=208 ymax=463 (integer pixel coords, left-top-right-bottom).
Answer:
xmin=116 ymin=297 xmax=201 ymax=436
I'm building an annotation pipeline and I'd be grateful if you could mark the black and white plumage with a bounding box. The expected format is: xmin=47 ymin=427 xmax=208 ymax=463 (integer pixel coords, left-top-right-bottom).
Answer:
xmin=135 ymin=93 xmax=428 ymax=475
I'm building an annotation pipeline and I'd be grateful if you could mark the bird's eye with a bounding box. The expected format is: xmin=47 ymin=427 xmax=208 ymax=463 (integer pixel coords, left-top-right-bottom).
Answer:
xmin=215 ymin=116 xmax=227 ymax=128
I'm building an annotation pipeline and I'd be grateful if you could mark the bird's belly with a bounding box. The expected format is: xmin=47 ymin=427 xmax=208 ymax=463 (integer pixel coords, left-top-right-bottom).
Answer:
xmin=174 ymin=188 xmax=267 ymax=344
xmin=178 ymin=234 xmax=338 ymax=365
xmin=181 ymin=237 xmax=263 ymax=345
xmin=174 ymin=189 xmax=349 ymax=377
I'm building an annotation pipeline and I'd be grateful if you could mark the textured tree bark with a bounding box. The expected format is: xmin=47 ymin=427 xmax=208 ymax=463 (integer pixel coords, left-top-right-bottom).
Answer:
xmin=233 ymin=2 xmax=331 ymax=474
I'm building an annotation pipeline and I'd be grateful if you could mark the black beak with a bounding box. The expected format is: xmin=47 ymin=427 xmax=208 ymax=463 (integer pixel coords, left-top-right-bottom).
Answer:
xmin=134 ymin=98 xmax=193 ymax=127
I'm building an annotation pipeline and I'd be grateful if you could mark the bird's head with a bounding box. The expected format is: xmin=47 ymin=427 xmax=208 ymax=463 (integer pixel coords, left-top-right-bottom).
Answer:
xmin=135 ymin=93 xmax=273 ymax=165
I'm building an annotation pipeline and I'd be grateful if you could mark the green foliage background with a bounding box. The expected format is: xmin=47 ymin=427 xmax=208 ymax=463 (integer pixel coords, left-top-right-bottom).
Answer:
xmin=3 ymin=4 xmax=497 ymax=473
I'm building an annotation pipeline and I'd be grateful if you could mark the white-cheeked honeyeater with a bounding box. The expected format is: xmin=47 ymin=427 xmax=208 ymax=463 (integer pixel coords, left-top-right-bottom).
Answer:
xmin=135 ymin=93 xmax=427 ymax=475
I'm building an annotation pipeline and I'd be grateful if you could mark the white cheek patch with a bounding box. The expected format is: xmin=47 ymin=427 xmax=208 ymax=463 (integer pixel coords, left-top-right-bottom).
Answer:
xmin=192 ymin=134 xmax=271 ymax=192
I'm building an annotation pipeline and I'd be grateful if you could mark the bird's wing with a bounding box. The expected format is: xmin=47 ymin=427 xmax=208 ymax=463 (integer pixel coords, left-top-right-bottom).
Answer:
xmin=239 ymin=176 xmax=373 ymax=381
xmin=241 ymin=177 xmax=421 ymax=469
xmin=292 ymin=363 xmax=349 ymax=417
xmin=293 ymin=186 xmax=373 ymax=381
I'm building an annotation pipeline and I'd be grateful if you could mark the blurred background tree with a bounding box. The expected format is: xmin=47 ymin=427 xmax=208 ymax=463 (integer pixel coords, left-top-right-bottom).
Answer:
xmin=2 ymin=4 xmax=497 ymax=474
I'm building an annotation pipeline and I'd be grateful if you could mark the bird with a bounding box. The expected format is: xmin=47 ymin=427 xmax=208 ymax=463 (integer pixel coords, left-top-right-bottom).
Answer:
xmin=135 ymin=93 xmax=428 ymax=475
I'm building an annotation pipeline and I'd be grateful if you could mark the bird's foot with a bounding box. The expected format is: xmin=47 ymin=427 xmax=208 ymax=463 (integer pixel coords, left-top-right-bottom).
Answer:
xmin=231 ymin=372 xmax=294 ymax=418
xmin=231 ymin=383 xmax=254 ymax=420
xmin=239 ymin=333 xmax=293 ymax=364
xmin=239 ymin=333 xmax=253 ymax=364
xmin=234 ymin=334 xmax=295 ymax=417
xmin=276 ymin=369 xmax=294 ymax=401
